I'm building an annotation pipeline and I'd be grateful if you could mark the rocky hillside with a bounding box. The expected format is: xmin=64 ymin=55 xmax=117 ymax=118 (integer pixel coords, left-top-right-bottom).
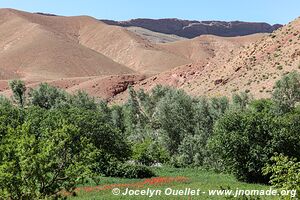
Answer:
xmin=112 ymin=17 xmax=300 ymax=102
xmin=102 ymin=18 xmax=282 ymax=38
xmin=193 ymin=16 xmax=300 ymax=98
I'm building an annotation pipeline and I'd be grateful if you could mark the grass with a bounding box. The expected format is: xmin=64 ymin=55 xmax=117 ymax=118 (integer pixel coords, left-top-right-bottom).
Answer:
xmin=68 ymin=167 xmax=277 ymax=200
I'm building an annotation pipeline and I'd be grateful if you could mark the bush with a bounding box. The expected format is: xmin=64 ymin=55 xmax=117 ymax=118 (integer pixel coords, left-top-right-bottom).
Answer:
xmin=120 ymin=164 xmax=156 ymax=179
xmin=209 ymin=104 xmax=274 ymax=183
xmin=272 ymin=71 xmax=300 ymax=114
xmin=101 ymin=161 xmax=156 ymax=179
xmin=0 ymin=122 xmax=97 ymax=200
xmin=263 ymin=154 xmax=299 ymax=198
xmin=132 ymin=139 xmax=169 ymax=166
xmin=177 ymin=134 xmax=205 ymax=167
xmin=209 ymin=98 xmax=300 ymax=183
xmin=9 ymin=80 xmax=26 ymax=107
xmin=28 ymin=83 xmax=67 ymax=109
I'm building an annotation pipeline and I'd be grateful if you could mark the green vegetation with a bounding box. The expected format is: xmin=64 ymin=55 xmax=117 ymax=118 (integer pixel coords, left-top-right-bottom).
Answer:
xmin=263 ymin=154 xmax=300 ymax=199
xmin=272 ymin=71 xmax=300 ymax=113
xmin=9 ymin=79 xmax=26 ymax=107
xmin=70 ymin=167 xmax=275 ymax=200
xmin=0 ymin=71 xmax=300 ymax=199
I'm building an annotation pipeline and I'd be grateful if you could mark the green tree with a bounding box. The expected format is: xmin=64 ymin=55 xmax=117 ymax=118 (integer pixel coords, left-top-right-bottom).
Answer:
xmin=263 ymin=154 xmax=299 ymax=198
xmin=209 ymin=96 xmax=229 ymax=120
xmin=272 ymin=71 xmax=300 ymax=114
xmin=271 ymin=110 xmax=300 ymax=159
xmin=209 ymin=98 xmax=300 ymax=183
xmin=9 ymin=80 xmax=26 ymax=107
xmin=156 ymin=88 xmax=194 ymax=155
xmin=123 ymin=86 xmax=144 ymax=136
xmin=0 ymin=122 xmax=97 ymax=200
xmin=28 ymin=83 xmax=67 ymax=109
xmin=0 ymin=96 xmax=23 ymax=140
xmin=67 ymin=90 xmax=97 ymax=110
xmin=50 ymin=107 xmax=131 ymax=174
xmin=209 ymin=105 xmax=273 ymax=183
xmin=193 ymin=97 xmax=213 ymax=136
xmin=232 ymin=92 xmax=252 ymax=110
xmin=177 ymin=134 xmax=204 ymax=166
xmin=111 ymin=105 xmax=125 ymax=132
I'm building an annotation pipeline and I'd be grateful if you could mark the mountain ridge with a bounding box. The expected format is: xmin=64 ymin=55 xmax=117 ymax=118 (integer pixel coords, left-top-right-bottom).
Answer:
xmin=111 ymin=17 xmax=300 ymax=103
xmin=101 ymin=18 xmax=282 ymax=38
xmin=1 ymin=8 xmax=297 ymax=103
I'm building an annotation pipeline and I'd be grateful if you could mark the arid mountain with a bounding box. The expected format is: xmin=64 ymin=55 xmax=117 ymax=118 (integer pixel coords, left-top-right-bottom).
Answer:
xmin=126 ymin=26 xmax=186 ymax=43
xmin=112 ymin=17 xmax=300 ymax=102
xmin=1 ymin=8 xmax=296 ymax=102
xmin=102 ymin=18 xmax=282 ymax=38
xmin=188 ymin=17 xmax=300 ymax=99
xmin=158 ymin=34 xmax=264 ymax=62
xmin=77 ymin=20 xmax=191 ymax=74
xmin=0 ymin=9 xmax=133 ymax=80
xmin=111 ymin=33 xmax=266 ymax=102
xmin=0 ymin=9 xmax=190 ymax=98
xmin=0 ymin=8 xmax=192 ymax=79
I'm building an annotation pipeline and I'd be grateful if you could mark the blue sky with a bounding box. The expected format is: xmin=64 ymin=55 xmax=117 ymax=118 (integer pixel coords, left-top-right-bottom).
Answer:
xmin=0 ymin=0 xmax=299 ymax=24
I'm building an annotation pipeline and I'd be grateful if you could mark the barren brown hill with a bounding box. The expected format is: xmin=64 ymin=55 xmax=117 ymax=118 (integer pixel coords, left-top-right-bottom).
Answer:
xmin=76 ymin=19 xmax=191 ymax=74
xmin=0 ymin=8 xmax=192 ymax=78
xmin=0 ymin=8 xmax=193 ymax=100
xmin=0 ymin=74 xmax=146 ymax=101
xmin=111 ymin=33 xmax=266 ymax=102
xmin=182 ymin=17 xmax=300 ymax=99
xmin=112 ymin=17 xmax=300 ymax=102
xmin=141 ymin=17 xmax=299 ymax=100
xmin=1 ymin=8 xmax=295 ymax=102
xmin=159 ymin=34 xmax=264 ymax=62
xmin=0 ymin=9 xmax=134 ymax=80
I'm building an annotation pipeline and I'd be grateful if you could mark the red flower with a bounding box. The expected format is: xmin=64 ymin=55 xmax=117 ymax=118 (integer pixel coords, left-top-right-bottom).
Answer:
xmin=76 ymin=176 xmax=190 ymax=193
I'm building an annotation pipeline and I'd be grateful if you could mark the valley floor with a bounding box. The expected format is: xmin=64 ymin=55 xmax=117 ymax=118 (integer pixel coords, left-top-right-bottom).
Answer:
xmin=69 ymin=167 xmax=276 ymax=200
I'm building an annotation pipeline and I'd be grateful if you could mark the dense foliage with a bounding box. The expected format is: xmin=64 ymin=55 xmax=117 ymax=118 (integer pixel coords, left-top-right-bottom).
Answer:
xmin=209 ymin=100 xmax=300 ymax=183
xmin=0 ymin=71 xmax=299 ymax=198
xmin=0 ymin=85 xmax=153 ymax=199
xmin=263 ymin=154 xmax=300 ymax=198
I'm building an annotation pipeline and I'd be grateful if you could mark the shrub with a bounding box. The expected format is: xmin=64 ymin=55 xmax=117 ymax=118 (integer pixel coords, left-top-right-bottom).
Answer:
xmin=210 ymin=98 xmax=300 ymax=183
xmin=276 ymin=65 xmax=283 ymax=70
xmin=272 ymin=71 xmax=300 ymax=114
xmin=132 ymin=139 xmax=169 ymax=166
xmin=177 ymin=134 xmax=205 ymax=167
xmin=120 ymin=164 xmax=156 ymax=179
xmin=0 ymin=122 xmax=97 ymax=200
xmin=9 ymin=80 xmax=26 ymax=107
xmin=101 ymin=161 xmax=156 ymax=179
xmin=209 ymin=105 xmax=274 ymax=183
xmin=28 ymin=83 xmax=67 ymax=109
xmin=263 ymin=154 xmax=299 ymax=199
